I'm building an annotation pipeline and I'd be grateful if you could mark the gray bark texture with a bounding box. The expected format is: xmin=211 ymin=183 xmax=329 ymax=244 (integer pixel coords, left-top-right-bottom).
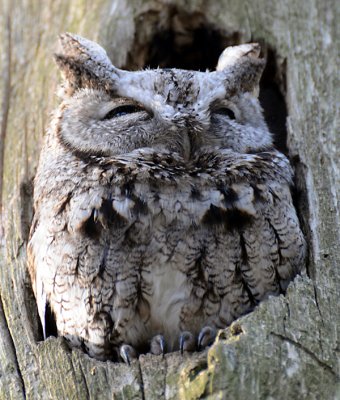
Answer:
xmin=0 ymin=0 xmax=339 ymax=399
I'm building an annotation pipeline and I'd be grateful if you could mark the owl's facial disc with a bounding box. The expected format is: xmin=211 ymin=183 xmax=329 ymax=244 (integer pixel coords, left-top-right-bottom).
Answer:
xmin=56 ymin=34 xmax=272 ymax=158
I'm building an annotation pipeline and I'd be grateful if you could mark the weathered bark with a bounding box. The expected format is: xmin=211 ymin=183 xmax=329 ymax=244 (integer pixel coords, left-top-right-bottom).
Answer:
xmin=0 ymin=0 xmax=338 ymax=399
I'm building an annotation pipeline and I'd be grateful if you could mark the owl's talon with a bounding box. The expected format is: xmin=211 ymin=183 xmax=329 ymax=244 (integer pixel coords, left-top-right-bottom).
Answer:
xmin=198 ymin=326 xmax=216 ymax=350
xmin=93 ymin=208 xmax=99 ymax=222
xmin=179 ymin=331 xmax=195 ymax=355
xmin=150 ymin=334 xmax=166 ymax=357
xmin=119 ymin=344 xmax=138 ymax=365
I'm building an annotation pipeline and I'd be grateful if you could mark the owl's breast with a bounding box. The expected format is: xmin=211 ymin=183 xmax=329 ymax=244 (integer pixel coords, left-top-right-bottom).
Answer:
xmin=102 ymin=163 xmax=304 ymax=349
xmin=29 ymin=149 xmax=305 ymax=357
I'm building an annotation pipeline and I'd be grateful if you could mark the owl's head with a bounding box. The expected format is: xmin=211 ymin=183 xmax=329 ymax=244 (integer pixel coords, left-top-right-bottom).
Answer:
xmin=54 ymin=33 xmax=272 ymax=160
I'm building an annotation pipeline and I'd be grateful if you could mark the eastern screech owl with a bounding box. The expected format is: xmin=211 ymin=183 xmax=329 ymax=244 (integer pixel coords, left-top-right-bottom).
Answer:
xmin=27 ymin=33 xmax=306 ymax=362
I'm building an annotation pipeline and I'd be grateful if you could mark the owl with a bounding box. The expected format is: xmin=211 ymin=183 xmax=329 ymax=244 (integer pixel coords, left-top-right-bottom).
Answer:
xmin=27 ymin=33 xmax=306 ymax=363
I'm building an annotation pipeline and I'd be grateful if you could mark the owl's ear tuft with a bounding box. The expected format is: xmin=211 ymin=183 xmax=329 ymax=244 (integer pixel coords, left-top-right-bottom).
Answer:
xmin=54 ymin=33 xmax=121 ymax=95
xmin=54 ymin=53 xmax=104 ymax=95
xmin=216 ymin=43 xmax=266 ymax=96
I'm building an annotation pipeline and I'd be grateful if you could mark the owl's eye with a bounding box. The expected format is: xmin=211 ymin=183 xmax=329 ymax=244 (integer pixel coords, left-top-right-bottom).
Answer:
xmin=103 ymin=105 xmax=145 ymax=120
xmin=214 ymin=108 xmax=236 ymax=120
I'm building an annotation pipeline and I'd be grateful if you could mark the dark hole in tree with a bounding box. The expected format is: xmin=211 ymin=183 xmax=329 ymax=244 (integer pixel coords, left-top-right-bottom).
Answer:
xmin=145 ymin=26 xmax=240 ymax=71
xmin=125 ymin=12 xmax=288 ymax=153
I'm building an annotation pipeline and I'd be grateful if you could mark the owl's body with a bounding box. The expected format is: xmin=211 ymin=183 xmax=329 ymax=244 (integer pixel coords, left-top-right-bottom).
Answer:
xmin=28 ymin=34 xmax=306 ymax=361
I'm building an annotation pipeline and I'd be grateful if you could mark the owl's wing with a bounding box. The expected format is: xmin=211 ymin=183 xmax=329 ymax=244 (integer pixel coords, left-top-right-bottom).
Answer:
xmin=263 ymin=182 xmax=306 ymax=290
xmin=227 ymin=175 xmax=306 ymax=302
xmin=27 ymin=177 xmax=111 ymax=338
xmin=182 ymin=149 xmax=306 ymax=303
xmin=27 ymin=214 xmax=48 ymax=339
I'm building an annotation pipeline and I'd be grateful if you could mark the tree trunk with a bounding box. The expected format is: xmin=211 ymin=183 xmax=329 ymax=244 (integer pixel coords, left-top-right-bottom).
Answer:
xmin=0 ymin=1 xmax=338 ymax=399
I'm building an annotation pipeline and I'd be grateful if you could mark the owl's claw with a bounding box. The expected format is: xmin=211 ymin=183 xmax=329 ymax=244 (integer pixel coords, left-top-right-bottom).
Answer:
xmin=197 ymin=326 xmax=216 ymax=350
xmin=119 ymin=344 xmax=138 ymax=365
xmin=119 ymin=328 xmax=215 ymax=363
xmin=150 ymin=334 xmax=166 ymax=357
xmin=179 ymin=331 xmax=195 ymax=355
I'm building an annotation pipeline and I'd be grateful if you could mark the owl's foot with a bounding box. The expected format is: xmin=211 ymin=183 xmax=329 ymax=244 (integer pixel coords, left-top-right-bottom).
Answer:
xmin=150 ymin=328 xmax=216 ymax=357
xmin=150 ymin=334 xmax=166 ymax=356
xmin=179 ymin=327 xmax=216 ymax=354
xmin=150 ymin=331 xmax=197 ymax=356
xmin=120 ymin=327 xmax=216 ymax=364
xmin=119 ymin=344 xmax=138 ymax=365
xmin=179 ymin=331 xmax=196 ymax=354
xmin=198 ymin=326 xmax=216 ymax=350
